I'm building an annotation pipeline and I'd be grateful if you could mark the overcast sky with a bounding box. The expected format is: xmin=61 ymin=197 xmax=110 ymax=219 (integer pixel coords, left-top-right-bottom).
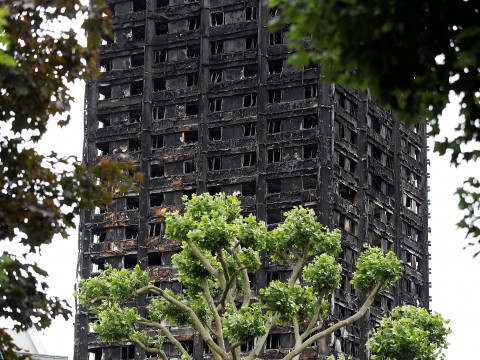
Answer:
xmin=16 ymin=77 xmax=476 ymax=359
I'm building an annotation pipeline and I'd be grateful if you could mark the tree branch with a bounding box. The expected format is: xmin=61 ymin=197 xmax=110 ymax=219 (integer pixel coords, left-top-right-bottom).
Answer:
xmin=292 ymin=315 xmax=301 ymax=344
xmin=186 ymin=239 xmax=226 ymax=288
xmin=129 ymin=336 xmax=167 ymax=360
xmin=136 ymin=285 xmax=229 ymax=359
xmin=301 ymin=293 xmax=327 ymax=340
xmin=227 ymin=247 xmax=252 ymax=307
xmin=136 ymin=318 xmax=191 ymax=359
xmin=202 ymin=277 xmax=226 ymax=352
xmin=282 ymin=281 xmax=384 ymax=360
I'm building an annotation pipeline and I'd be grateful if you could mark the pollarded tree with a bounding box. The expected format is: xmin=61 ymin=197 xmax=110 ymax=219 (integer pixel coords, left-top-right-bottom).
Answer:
xmin=78 ymin=193 xmax=406 ymax=360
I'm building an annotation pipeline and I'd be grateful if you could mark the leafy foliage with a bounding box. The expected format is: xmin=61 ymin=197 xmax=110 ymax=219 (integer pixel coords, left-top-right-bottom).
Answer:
xmin=367 ymin=306 xmax=451 ymax=360
xmin=269 ymin=0 xmax=480 ymax=251
xmin=76 ymin=193 xmax=422 ymax=360
xmin=0 ymin=0 xmax=137 ymax=355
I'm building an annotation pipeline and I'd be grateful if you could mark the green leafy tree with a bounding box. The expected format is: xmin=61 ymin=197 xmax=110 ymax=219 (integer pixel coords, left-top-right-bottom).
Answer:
xmin=367 ymin=306 xmax=451 ymax=360
xmin=268 ymin=0 xmax=480 ymax=253
xmin=0 ymin=1 xmax=137 ymax=357
xmin=78 ymin=193 xmax=406 ymax=360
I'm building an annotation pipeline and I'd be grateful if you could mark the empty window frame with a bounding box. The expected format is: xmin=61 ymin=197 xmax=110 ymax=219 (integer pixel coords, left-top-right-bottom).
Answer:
xmin=151 ymin=135 xmax=164 ymax=149
xmin=100 ymin=58 xmax=113 ymax=72
xmin=154 ymin=50 xmax=167 ymax=63
xmin=132 ymin=26 xmax=145 ymax=41
xmin=243 ymin=64 xmax=257 ymax=78
xmin=129 ymin=110 xmax=142 ymax=123
xmin=337 ymin=183 xmax=357 ymax=203
xmin=269 ymin=6 xmax=279 ymax=17
xmin=243 ymin=152 xmax=257 ymax=167
xmin=208 ymin=157 xmax=222 ymax=171
xmin=187 ymin=72 xmax=199 ymax=86
xmin=335 ymin=151 xmax=357 ymax=173
xmin=97 ymin=115 xmax=110 ymax=128
xmin=268 ymin=119 xmax=281 ymax=133
xmin=133 ymin=0 xmax=146 ymax=12
xmin=304 ymin=84 xmax=318 ymax=98
xmin=268 ymin=89 xmax=282 ymax=103
xmin=155 ymin=21 xmax=168 ymax=35
xmin=243 ymin=93 xmax=257 ymax=107
xmin=403 ymin=193 xmax=420 ymax=214
xmin=130 ymin=53 xmax=144 ymax=67
xmin=267 ymin=178 xmax=281 ymax=193
xmin=267 ymin=148 xmax=281 ymax=163
xmin=148 ymin=222 xmax=164 ymax=238
xmin=245 ymin=7 xmax=257 ymax=20
xmin=209 ymin=98 xmax=222 ymax=112
xmin=210 ymin=70 xmax=223 ymax=83
xmin=92 ymin=231 xmax=106 ymax=244
xmin=130 ymin=80 xmax=143 ymax=96
xmin=335 ymin=120 xmax=358 ymax=144
xmin=98 ymin=85 xmax=111 ymax=100
xmin=151 ymin=163 xmax=165 ymax=178
xmin=211 ymin=40 xmax=224 ymax=54
xmin=150 ymin=193 xmax=164 ymax=207
xmin=182 ymin=131 xmax=198 ymax=144
xmin=241 ymin=181 xmax=256 ymax=196
xmin=125 ymin=226 xmax=138 ymax=240
xmin=211 ymin=12 xmax=224 ymax=26
xmin=302 ymin=115 xmax=317 ymax=129
xmin=209 ymin=127 xmax=222 ymax=141
xmin=268 ymin=59 xmax=283 ymax=74
xmin=188 ymin=16 xmax=200 ymax=30
xmin=128 ymin=139 xmax=141 ymax=152
xmin=152 ymin=106 xmax=166 ymax=121
xmin=121 ymin=345 xmax=135 ymax=360
xmin=187 ymin=44 xmax=200 ymax=58
xmin=243 ymin=123 xmax=256 ymax=137
xmin=153 ymin=77 xmax=166 ymax=92
xmin=303 ymin=144 xmax=317 ymax=159
xmin=157 ymin=0 xmax=169 ymax=8
xmin=185 ymin=102 xmax=199 ymax=116
xmin=338 ymin=93 xmax=358 ymax=116
xmin=245 ymin=36 xmax=257 ymax=49
xmin=184 ymin=160 xmax=196 ymax=174
xmin=269 ymin=31 xmax=283 ymax=45
xmin=265 ymin=334 xmax=280 ymax=349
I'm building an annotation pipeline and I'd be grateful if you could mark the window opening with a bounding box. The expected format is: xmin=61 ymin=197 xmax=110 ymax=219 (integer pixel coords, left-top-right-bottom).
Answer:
xmin=245 ymin=7 xmax=257 ymax=20
xmin=98 ymin=115 xmax=111 ymax=128
xmin=269 ymin=31 xmax=282 ymax=45
xmin=243 ymin=93 xmax=257 ymax=107
xmin=303 ymin=144 xmax=317 ymax=159
xmin=243 ymin=152 xmax=257 ymax=167
xmin=129 ymin=109 xmax=142 ymax=123
xmin=243 ymin=64 xmax=257 ymax=78
xmin=148 ymin=223 xmax=163 ymax=239
xmin=98 ymin=85 xmax=111 ymax=100
xmin=184 ymin=160 xmax=196 ymax=174
xmin=210 ymin=70 xmax=223 ymax=83
xmin=209 ymin=127 xmax=222 ymax=141
xmin=211 ymin=40 xmax=224 ymax=54
xmin=124 ymin=254 xmax=137 ymax=269
xmin=153 ymin=78 xmax=166 ymax=92
xmin=269 ymin=6 xmax=279 ymax=17
xmin=130 ymin=80 xmax=143 ymax=96
xmin=100 ymin=58 xmax=113 ymax=72
xmin=268 ymin=89 xmax=282 ymax=103
xmin=128 ymin=139 xmax=141 ymax=152
xmin=126 ymin=196 xmax=139 ymax=210
xmin=304 ymin=84 xmax=318 ymax=98
xmin=187 ymin=73 xmax=199 ymax=86
xmin=187 ymin=44 xmax=200 ymax=58
xmin=133 ymin=0 xmax=146 ymax=12
xmin=130 ymin=53 xmax=144 ymax=67
xmin=157 ymin=0 xmax=169 ymax=8
xmin=208 ymin=157 xmax=222 ymax=171
xmin=209 ymin=98 xmax=222 ymax=112
xmin=267 ymin=149 xmax=281 ymax=163
xmin=186 ymin=102 xmax=199 ymax=116
xmin=154 ymin=50 xmax=167 ymax=63
xmin=132 ymin=26 xmax=145 ymax=41
xmin=302 ymin=175 xmax=317 ymax=190
xmin=303 ymin=115 xmax=317 ymax=129
xmin=338 ymin=183 xmax=357 ymax=203
xmin=268 ymin=59 xmax=283 ymax=74
xmin=188 ymin=16 xmax=200 ymax=30
xmin=241 ymin=181 xmax=256 ymax=196
xmin=265 ymin=334 xmax=280 ymax=349
xmin=121 ymin=345 xmax=135 ymax=360
xmin=183 ymin=131 xmax=198 ymax=144
xmin=155 ymin=21 xmax=168 ymax=35
xmin=152 ymin=107 xmax=166 ymax=121
xmin=211 ymin=12 xmax=224 ymax=26
xmin=243 ymin=123 xmax=256 ymax=137
xmin=150 ymin=193 xmax=164 ymax=207
xmin=245 ymin=36 xmax=257 ymax=49
xmin=151 ymin=163 xmax=164 ymax=178
xmin=267 ymin=179 xmax=281 ymax=193
xmin=268 ymin=119 xmax=281 ymax=133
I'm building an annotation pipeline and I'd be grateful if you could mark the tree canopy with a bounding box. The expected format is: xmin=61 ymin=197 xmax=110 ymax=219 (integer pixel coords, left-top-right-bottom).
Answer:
xmin=367 ymin=306 xmax=451 ymax=360
xmin=269 ymin=0 xmax=480 ymax=252
xmin=77 ymin=193 xmax=413 ymax=360
xmin=0 ymin=1 xmax=136 ymax=357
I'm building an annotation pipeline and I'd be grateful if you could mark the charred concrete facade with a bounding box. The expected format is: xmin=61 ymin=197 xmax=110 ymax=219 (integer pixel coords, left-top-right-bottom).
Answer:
xmin=74 ymin=0 xmax=430 ymax=359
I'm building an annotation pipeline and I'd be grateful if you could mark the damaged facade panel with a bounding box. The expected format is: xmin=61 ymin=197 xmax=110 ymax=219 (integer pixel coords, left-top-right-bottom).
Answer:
xmin=75 ymin=1 xmax=430 ymax=359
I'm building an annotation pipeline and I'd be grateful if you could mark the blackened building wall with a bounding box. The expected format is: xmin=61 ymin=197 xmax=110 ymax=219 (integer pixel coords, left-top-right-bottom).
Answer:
xmin=74 ymin=0 xmax=430 ymax=359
